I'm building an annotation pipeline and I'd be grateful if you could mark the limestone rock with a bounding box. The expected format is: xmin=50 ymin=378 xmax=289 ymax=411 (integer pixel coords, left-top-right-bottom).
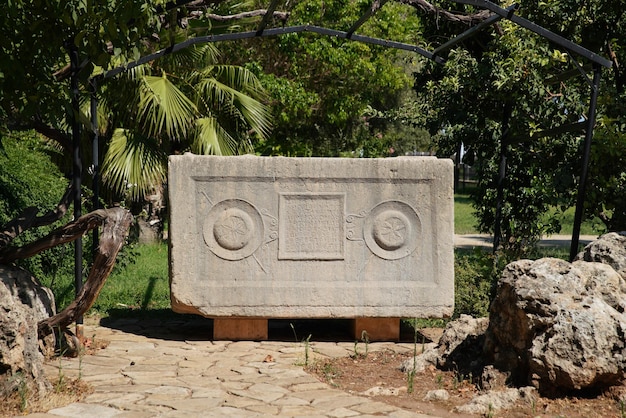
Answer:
xmin=485 ymin=257 xmax=626 ymax=394
xmin=423 ymin=389 xmax=449 ymax=401
xmin=169 ymin=155 xmax=454 ymax=320
xmin=399 ymin=316 xmax=489 ymax=383
xmin=0 ymin=264 xmax=55 ymax=398
xmin=575 ymin=231 xmax=626 ymax=279
xmin=454 ymin=387 xmax=536 ymax=415
xmin=398 ymin=343 xmax=438 ymax=373
xmin=436 ymin=314 xmax=488 ymax=372
xmin=480 ymin=364 xmax=509 ymax=391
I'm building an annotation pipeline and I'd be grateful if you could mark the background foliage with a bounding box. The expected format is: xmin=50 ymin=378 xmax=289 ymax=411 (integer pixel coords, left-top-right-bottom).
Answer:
xmin=0 ymin=131 xmax=77 ymax=299
xmin=224 ymin=0 xmax=428 ymax=157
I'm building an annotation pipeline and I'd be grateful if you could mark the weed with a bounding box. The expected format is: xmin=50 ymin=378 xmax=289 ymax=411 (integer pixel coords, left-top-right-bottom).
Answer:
xmin=290 ymin=324 xmax=312 ymax=366
xmin=407 ymin=319 xmax=418 ymax=394
xmin=322 ymin=362 xmax=341 ymax=387
xmin=407 ymin=369 xmax=416 ymax=394
xmin=78 ymin=344 xmax=85 ymax=380
xmin=436 ymin=373 xmax=444 ymax=389
xmin=620 ymin=399 xmax=626 ymax=418
xmin=303 ymin=334 xmax=312 ymax=366
xmin=7 ymin=372 xmax=29 ymax=412
xmin=485 ymin=403 xmax=494 ymax=418
xmin=290 ymin=323 xmax=298 ymax=342
xmin=353 ymin=330 xmax=370 ymax=358
xmin=55 ymin=355 xmax=66 ymax=393
xmin=361 ymin=330 xmax=369 ymax=357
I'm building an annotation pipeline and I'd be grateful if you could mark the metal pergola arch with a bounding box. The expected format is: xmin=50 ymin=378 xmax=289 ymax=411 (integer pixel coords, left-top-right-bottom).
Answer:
xmin=70 ymin=0 xmax=612 ymax=313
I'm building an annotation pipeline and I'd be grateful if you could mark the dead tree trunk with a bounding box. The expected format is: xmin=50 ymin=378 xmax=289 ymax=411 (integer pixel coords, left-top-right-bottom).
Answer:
xmin=0 ymin=205 xmax=133 ymax=339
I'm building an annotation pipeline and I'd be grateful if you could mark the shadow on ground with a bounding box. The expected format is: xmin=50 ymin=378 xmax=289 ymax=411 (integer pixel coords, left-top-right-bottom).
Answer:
xmin=99 ymin=310 xmax=421 ymax=343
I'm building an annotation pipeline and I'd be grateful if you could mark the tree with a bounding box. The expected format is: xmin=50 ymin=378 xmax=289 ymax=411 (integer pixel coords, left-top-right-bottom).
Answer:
xmin=98 ymin=40 xmax=271 ymax=201
xmin=222 ymin=0 xmax=426 ymax=156
xmin=0 ymin=0 xmax=171 ymax=147
xmin=1 ymin=1 xmax=276 ymax=206
xmin=406 ymin=0 xmax=622 ymax=253
xmin=0 ymin=0 xmax=277 ymax=334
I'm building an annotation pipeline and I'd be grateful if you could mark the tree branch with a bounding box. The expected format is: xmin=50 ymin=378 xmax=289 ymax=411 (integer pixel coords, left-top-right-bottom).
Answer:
xmin=397 ymin=0 xmax=492 ymax=25
xmin=0 ymin=183 xmax=74 ymax=251
xmin=31 ymin=119 xmax=72 ymax=152
xmin=0 ymin=203 xmax=118 ymax=266
xmin=36 ymin=208 xmax=133 ymax=338
xmin=188 ymin=9 xmax=289 ymax=23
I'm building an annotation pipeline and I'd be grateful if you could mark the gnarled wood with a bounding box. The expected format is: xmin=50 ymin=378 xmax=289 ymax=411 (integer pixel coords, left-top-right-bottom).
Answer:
xmin=398 ymin=0 xmax=492 ymax=25
xmin=35 ymin=207 xmax=133 ymax=338
xmin=0 ymin=184 xmax=73 ymax=250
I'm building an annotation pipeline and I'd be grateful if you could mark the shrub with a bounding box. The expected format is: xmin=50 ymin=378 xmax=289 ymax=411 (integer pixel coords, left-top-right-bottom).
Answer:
xmin=0 ymin=130 xmax=78 ymax=308
xmin=453 ymin=249 xmax=497 ymax=318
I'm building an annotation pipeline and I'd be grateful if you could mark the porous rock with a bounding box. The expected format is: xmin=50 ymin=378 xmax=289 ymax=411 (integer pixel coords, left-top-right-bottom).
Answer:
xmin=454 ymin=387 xmax=536 ymax=415
xmin=485 ymin=256 xmax=626 ymax=394
xmin=575 ymin=231 xmax=626 ymax=279
xmin=398 ymin=316 xmax=488 ymax=375
xmin=437 ymin=314 xmax=488 ymax=372
xmin=0 ymin=264 xmax=55 ymax=398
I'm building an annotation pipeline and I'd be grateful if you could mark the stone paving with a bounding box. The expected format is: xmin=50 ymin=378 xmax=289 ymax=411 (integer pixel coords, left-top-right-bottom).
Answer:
xmin=22 ymin=317 xmax=435 ymax=418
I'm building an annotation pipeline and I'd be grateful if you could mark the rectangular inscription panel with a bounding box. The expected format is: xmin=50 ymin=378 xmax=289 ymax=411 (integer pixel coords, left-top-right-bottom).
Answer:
xmin=279 ymin=193 xmax=345 ymax=260
xmin=169 ymin=155 xmax=454 ymax=319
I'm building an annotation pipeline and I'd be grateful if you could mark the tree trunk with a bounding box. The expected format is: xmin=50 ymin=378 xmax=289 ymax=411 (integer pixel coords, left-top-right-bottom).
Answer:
xmin=0 ymin=207 xmax=133 ymax=339
xmin=42 ymin=208 xmax=132 ymax=338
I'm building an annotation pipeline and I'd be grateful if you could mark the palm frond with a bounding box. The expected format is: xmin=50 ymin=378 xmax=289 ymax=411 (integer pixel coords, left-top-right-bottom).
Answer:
xmin=192 ymin=117 xmax=246 ymax=155
xmin=194 ymin=69 xmax=271 ymax=140
xmin=193 ymin=65 xmax=267 ymax=100
xmin=138 ymin=74 xmax=198 ymax=140
xmin=162 ymin=43 xmax=220 ymax=71
xmin=101 ymin=128 xmax=168 ymax=201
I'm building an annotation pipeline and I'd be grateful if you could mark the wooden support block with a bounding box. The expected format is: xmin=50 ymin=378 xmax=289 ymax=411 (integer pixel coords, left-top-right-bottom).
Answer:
xmin=352 ymin=318 xmax=400 ymax=341
xmin=213 ymin=318 xmax=268 ymax=340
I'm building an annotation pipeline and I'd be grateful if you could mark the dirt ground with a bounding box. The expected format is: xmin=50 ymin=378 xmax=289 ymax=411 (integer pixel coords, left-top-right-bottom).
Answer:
xmin=306 ymin=343 xmax=626 ymax=418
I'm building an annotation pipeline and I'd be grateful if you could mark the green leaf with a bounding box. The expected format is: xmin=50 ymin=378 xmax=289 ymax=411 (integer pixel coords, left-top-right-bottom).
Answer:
xmin=138 ymin=74 xmax=198 ymax=140
xmin=101 ymin=128 xmax=168 ymax=201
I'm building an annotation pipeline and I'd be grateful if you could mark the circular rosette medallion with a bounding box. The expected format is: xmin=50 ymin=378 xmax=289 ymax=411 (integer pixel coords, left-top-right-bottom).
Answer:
xmin=364 ymin=201 xmax=421 ymax=260
xmin=203 ymin=199 xmax=264 ymax=260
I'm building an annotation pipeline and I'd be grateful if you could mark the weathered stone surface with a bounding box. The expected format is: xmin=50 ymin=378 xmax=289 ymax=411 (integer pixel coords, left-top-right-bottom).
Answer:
xmin=169 ymin=155 xmax=454 ymax=318
xmin=399 ymin=315 xmax=487 ymax=376
xmin=0 ymin=264 xmax=55 ymax=320
xmin=0 ymin=264 xmax=55 ymax=398
xmin=454 ymin=387 xmax=536 ymax=415
xmin=485 ymin=257 xmax=626 ymax=394
xmin=423 ymin=389 xmax=449 ymax=401
xmin=575 ymin=231 xmax=626 ymax=279
xmin=436 ymin=314 xmax=488 ymax=371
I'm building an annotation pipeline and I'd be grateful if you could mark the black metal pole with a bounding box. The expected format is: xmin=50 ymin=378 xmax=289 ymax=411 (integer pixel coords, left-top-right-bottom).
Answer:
xmin=570 ymin=64 xmax=602 ymax=261
xmin=69 ymin=46 xmax=83 ymax=337
xmin=493 ymin=102 xmax=512 ymax=253
xmin=90 ymin=79 xmax=100 ymax=257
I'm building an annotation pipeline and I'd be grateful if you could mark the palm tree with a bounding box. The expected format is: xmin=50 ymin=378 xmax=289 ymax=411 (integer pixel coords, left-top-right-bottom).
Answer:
xmin=98 ymin=39 xmax=271 ymax=202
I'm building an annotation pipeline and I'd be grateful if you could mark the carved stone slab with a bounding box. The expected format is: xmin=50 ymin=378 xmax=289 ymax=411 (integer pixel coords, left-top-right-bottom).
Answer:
xmin=169 ymin=155 xmax=454 ymax=318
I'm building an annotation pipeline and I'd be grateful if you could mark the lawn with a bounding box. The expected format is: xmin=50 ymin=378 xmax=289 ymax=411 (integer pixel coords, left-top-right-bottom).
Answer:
xmin=454 ymin=192 xmax=603 ymax=236
xmin=89 ymin=242 xmax=170 ymax=315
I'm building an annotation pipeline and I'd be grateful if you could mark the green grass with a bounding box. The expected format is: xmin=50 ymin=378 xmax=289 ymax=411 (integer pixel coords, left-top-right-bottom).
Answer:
xmin=454 ymin=193 xmax=478 ymax=234
xmin=89 ymin=242 xmax=170 ymax=315
xmin=454 ymin=192 xmax=604 ymax=236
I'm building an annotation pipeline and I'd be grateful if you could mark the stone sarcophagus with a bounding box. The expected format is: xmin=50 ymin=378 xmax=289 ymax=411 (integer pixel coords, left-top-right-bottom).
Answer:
xmin=169 ymin=154 xmax=454 ymax=323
